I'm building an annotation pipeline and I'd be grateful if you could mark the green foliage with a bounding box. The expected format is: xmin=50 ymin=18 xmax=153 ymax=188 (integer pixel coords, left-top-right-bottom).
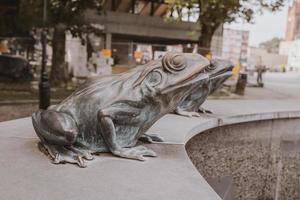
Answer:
xmin=48 ymin=0 xmax=103 ymax=26
xmin=19 ymin=0 xmax=44 ymax=29
xmin=167 ymin=0 xmax=285 ymax=43
xmin=167 ymin=0 xmax=285 ymax=23
xmin=19 ymin=0 xmax=104 ymax=30
xmin=16 ymin=0 xmax=105 ymax=85
xmin=169 ymin=0 xmax=284 ymax=20
xmin=17 ymin=0 xmax=105 ymax=52
xmin=0 ymin=15 xmax=27 ymax=37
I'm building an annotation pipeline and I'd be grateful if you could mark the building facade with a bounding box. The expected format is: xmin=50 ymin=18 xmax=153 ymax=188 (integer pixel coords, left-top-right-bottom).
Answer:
xmin=84 ymin=0 xmax=201 ymax=67
xmin=285 ymin=0 xmax=300 ymax=41
xmin=287 ymin=38 xmax=300 ymax=71
xmin=248 ymin=47 xmax=288 ymax=72
xmin=220 ymin=28 xmax=249 ymax=67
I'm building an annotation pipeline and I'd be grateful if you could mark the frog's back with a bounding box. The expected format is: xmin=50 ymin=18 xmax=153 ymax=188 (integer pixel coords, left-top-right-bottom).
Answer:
xmin=49 ymin=69 xmax=145 ymax=146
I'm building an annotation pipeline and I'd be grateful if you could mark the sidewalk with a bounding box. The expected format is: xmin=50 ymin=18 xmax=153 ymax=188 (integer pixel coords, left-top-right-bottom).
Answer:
xmin=0 ymin=99 xmax=299 ymax=200
xmin=244 ymin=72 xmax=300 ymax=100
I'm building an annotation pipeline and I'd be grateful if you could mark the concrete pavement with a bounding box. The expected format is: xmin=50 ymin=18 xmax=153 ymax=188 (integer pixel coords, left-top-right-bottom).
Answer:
xmin=1 ymin=100 xmax=300 ymax=200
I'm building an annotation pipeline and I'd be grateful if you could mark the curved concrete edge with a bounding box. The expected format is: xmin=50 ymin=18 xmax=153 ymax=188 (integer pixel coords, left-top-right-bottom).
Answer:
xmin=147 ymin=100 xmax=300 ymax=144
xmin=1 ymin=100 xmax=300 ymax=200
xmin=184 ymin=110 xmax=300 ymax=144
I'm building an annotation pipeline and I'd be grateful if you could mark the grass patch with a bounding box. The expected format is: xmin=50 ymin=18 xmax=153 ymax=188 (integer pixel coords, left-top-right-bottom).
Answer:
xmin=0 ymin=81 xmax=74 ymax=102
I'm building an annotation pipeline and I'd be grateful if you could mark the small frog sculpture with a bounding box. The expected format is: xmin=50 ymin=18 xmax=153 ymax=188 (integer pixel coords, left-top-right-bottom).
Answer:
xmin=32 ymin=52 xmax=212 ymax=167
xmin=175 ymin=58 xmax=233 ymax=117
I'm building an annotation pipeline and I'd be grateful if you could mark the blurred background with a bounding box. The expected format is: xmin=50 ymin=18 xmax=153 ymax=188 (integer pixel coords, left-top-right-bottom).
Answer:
xmin=0 ymin=0 xmax=299 ymax=122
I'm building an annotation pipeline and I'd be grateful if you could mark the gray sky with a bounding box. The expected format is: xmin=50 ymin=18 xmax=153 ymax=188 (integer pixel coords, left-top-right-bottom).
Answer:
xmin=227 ymin=1 xmax=290 ymax=47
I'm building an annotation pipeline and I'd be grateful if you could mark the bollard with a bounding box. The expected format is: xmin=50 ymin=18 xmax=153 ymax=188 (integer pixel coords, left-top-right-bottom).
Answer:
xmin=235 ymin=73 xmax=247 ymax=95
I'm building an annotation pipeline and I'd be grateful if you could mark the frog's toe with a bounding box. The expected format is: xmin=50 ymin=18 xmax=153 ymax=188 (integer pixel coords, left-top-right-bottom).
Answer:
xmin=76 ymin=156 xmax=87 ymax=168
xmin=114 ymin=149 xmax=145 ymax=161
xmin=189 ymin=111 xmax=201 ymax=117
xmin=53 ymin=154 xmax=87 ymax=168
xmin=151 ymin=134 xmax=164 ymax=142
xmin=38 ymin=142 xmax=88 ymax=168
xmin=38 ymin=142 xmax=55 ymax=158
xmin=134 ymin=145 xmax=157 ymax=157
xmin=176 ymin=109 xmax=201 ymax=117
xmin=199 ymin=107 xmax=213 ymax=114
xmin=139 ymin=133 xmax=164 ymax=143
xmin=113 ymin=146 xmax=156 ymax=161
xmin=67 ymin=146 xmax=94 ymax=161
xmin=52 ymin=153 xmax=85 ymax=167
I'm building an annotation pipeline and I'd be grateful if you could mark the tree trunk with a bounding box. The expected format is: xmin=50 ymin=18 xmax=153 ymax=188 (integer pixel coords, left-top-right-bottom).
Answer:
xmin=50 ymin=24 xmax=67 ymax=87
xmin=198 ymin=24 xmax=217 ymax=56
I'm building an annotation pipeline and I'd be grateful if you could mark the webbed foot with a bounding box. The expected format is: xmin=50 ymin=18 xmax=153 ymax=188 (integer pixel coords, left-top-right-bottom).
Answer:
xmin=112 ymin=145 xmax=157 ymax=161
xmin=198 ymin=107 xmax=213 ymax=114
xmin=139 ymin=133 xmax=164 ymax=143
xmin=38 ymin=142 xmax=94 ymax=168
xmin=176 ymin=109 xmax=201 ymax=117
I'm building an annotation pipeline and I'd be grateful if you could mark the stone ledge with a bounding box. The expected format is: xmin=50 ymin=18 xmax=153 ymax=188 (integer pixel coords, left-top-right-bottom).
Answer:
xmin=0 ymin=100 xmax=299 ymax=200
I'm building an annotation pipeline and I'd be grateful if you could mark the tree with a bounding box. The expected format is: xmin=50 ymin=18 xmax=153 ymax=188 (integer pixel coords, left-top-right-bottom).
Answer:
xmin=259 ymin=37 xmax=282 ymax=54
xmin=0 ymin=1 xmax=27 ymax=37
xmin=166 ymin=0 xmax=285 ymax=55
xmin=18 ymin=0 xmax=104 ymax=86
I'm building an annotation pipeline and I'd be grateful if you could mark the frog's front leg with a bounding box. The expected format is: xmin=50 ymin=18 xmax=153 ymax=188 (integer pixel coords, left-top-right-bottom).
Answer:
xmin=97 ymin=109 xmax=157 ymax=161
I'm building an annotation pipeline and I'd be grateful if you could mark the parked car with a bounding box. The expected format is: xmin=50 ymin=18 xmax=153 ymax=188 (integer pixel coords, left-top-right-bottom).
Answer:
xmin=0 ymin=54 xmax=33 ymax=81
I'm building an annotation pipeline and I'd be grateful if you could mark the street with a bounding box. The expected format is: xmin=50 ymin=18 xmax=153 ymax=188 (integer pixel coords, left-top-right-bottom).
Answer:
xmin=245 ymin=72 xmax=300 ymax=99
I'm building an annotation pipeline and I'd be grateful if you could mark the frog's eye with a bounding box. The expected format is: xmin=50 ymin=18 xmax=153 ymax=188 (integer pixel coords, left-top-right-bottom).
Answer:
xmin=162 ymin=52 xmax=186 ymax=73
xmin=145 ymin=70 xmax=162 ymax=87
xmin=205 ymin=63 xmax=217 ymax=71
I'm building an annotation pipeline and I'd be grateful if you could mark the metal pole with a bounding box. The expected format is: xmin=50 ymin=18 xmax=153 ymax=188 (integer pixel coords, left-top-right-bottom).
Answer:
xmin=39 ymin=0 xmax=50 ymax=109
xmin=150 ymin=0 xmax=154 ymax=16
xmin=131 ymin=0 xmax=135 ymax=14
xmin=111 ymin=0 xmax=116 ymax=11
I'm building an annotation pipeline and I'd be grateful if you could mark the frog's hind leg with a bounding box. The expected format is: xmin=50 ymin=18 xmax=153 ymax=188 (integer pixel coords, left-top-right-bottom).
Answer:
xmin=32 ymin=110 xmax=93 ymax=168
xmin=38 ymin=142 xmax=93 ymax=168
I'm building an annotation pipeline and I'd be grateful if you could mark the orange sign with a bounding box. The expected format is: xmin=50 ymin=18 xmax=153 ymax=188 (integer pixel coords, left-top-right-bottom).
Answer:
xmin=229 ymin=62 xmax=241 ymax=80
xmin=0 ymin=41 xmax=8 ymax=53
xmin=134 ymin=51 xmax=143 ymax=59
xmin=205 ymin=52 xmax=212 ymax=60
xmin=101 ymin=49 xmax=111 ymax=58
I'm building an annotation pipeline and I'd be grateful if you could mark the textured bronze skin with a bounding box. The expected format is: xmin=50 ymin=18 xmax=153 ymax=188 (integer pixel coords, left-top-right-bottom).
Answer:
xmin=32 ymin=52 xmax=212 ymax=167
xmin=176 ymin=59 xmax=233 ymax=117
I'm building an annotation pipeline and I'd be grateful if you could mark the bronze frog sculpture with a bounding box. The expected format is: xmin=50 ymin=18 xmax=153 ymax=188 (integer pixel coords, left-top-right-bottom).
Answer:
xmin=32 ymin=52 xmax=212 ymax=167
xmin=175 ymin=58 xmax=233 ymax=117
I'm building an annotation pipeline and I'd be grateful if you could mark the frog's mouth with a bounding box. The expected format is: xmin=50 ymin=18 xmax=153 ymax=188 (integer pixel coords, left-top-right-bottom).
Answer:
xmin=161 ymin=70 xmax=209 ymax=94
xmin=210 ymin=64 xmax=234 ymax=80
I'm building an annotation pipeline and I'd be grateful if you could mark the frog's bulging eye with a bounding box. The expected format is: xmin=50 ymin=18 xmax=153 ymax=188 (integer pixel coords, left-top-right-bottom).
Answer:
xmin=205 ymin=63 xmax=217 ymax=71
xmin=162 ymin=52 xmax=186 ymax=73
xmin=145 ymin=71 xmax=162 ymax=87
